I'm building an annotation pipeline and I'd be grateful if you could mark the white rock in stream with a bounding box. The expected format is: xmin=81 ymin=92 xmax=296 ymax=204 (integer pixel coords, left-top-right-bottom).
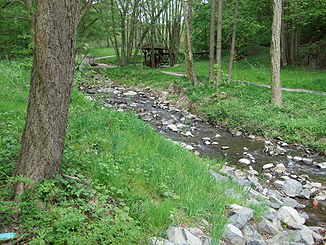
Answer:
xmin=274 ymin=163 xmax=286 ymax=173
xmin=215 ymin=133 xmax=221 ymax=138
xmin=204 ymin=141 xmax=211 ymax=145
xmin=212 ymin=142 xmax=219 ymax=145
xmin=184 ymin=144 xmax=195 ymax=151
xmin=183 ymin=131 xmax=194 ymax=137
xmin=202 ymin=137 xmax=210 ymax=141
xmin=123 ymin=91 xmax=137 ymax=96
xmin=166 ymin=124 xmax=179 ymax=132
xmin=317 ymin=162 xmax=326 ymax=169
xmin=239 ymin=158 xmax=251 ymax=165
xmin=263 ymin=163 xmax=274 ymax=170
xmin=221 ymin=146 xmax=229 ymax=150
xmin=293 ymin=156 xmax=303 ymax=162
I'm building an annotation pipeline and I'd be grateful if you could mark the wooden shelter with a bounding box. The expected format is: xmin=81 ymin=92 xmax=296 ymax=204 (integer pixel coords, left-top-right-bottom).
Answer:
xmin=140 ymin=44 xmax=171 ymax=68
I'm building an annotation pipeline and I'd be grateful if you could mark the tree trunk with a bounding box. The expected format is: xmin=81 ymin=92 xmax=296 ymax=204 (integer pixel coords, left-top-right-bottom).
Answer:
xmin=14 ymin=0 xmax=80 ymax=195
xmin=270 ymin=0 xmax=283 ymax=106
xmin=25 ymin=0 xmax=35 ymax=45
xmin=215 ymin=0 xmax=223 ymax=86
xmin=208 ymin=0 xmax=216 ymax=81
xmin=227 ymin=0 xmax=239 ymax=83
xmin=183 ymin=0 xmax=198 ymax=85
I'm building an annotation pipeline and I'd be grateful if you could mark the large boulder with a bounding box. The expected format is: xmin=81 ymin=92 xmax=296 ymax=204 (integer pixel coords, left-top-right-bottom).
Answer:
xmin=223 ymin=224 xmax=244 ymax=242
xmin=257 ymin=217 xmax=280 ymax=235
xmin=282 ymin=179 xmax=302 ymax=197
xmin=277 ymin=206 xmax=305 ymax=229
xmin=229 ymin=208 xmax=254 ymax=229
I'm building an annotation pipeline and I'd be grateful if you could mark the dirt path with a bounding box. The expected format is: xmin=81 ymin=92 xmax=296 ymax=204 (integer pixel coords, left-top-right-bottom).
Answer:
xmin=93 ymin=55 xmax=116 ymax=60
xmin=160 ymin=70 xmax=326 ymax=96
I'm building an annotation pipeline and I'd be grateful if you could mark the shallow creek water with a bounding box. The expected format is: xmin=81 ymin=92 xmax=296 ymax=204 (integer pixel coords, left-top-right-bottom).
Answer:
xmin=82 ymin=85 xmax=326 ymax=227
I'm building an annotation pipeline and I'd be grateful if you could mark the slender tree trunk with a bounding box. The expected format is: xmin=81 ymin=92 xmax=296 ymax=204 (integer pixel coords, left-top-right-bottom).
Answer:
xmin=183 ymin=0 xmax=198 ymax=85
xmin=14 ymin=0 xmax=80 ymax=195
xmin=208 ymin=0 xmax=216 ymax=81
xmin=110 ymin=0 xmax=121 ymax=64
xmin=215 ymin=0 xmax=223 ymax=86
xmin=25 ymin=0 xmax=35 ymax=45
xmin=227 ymin=0 xmax=239 ymax=83
xmin=270 ymin=0 xmax=283 ymax=106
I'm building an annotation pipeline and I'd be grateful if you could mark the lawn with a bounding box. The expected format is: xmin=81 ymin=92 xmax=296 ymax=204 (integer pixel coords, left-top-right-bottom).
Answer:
xmin=89 ymin=47 xmax=143 ymax=65
xmin=161 ymin=50 xmax=326 ymax=92
xmin=0 ymin=59 xmax=247 ymax=244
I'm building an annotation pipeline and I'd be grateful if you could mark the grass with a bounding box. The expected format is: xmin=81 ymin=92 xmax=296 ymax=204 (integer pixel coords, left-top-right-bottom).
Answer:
xmin=89 ymin=47 xmax=143 ymax=65
xmin=102 ymin=65 xmax=326 ymax=154
xmin=161 ymin=48 xmax=326 ymax=92
xmin=88 ymin=47 xmax=116 ymax=57
xmin=0 ymin=59 xmax=250 ymax=244
xmin=90 ymin=46 xmax=326 ymax=92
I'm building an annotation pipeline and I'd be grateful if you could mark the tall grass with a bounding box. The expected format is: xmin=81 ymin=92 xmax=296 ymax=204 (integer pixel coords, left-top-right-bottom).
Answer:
xmin=0 ymin=59 xmax=248 ymax=243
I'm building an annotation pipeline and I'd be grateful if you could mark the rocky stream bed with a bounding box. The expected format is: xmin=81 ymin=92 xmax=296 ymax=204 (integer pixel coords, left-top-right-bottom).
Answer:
xmin=81 ymin=79 xmax=326 ymax=245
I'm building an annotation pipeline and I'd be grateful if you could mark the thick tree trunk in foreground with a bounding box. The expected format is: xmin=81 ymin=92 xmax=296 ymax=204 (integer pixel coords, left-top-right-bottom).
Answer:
xmin=270 ymin=0 xmax=283 ymax=106
xmin=227 ymin=0 xmax=239 ymax=83
xmin=208 ymin=0 xmax=216 ymax=81
xmin=215 ymin=0 xmax=223 ymax=86
xmin=183 ymin=0 xmax=198 ymax=85
xmin=14 ymin=0 xmax=80 ymax=195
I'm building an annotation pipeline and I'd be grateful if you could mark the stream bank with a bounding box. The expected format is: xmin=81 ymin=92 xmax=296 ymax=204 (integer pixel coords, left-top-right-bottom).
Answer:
xmin=81 ymin=75 xmax=325 ymax=244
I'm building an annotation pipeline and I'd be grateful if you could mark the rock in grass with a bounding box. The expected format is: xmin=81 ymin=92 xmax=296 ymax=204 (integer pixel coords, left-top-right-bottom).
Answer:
xmin=229 ymin=208 xmax=254 ymax=229
xmin=149 ymin=237 xmax=175 ymax=245
xmin=210 ymin=170 xmax=227 ymax=181
xmin=277 ymin=206 xmax=305 ymax=229
xmin=167 ymin=227 xmax=202 ymax=245
xmin=282 ymin=179 xmax=302 ymax=197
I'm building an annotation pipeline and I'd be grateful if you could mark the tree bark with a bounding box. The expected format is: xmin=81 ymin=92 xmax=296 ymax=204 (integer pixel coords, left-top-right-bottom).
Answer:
xmin=227 ymin=0 xmax=239 ymax=83
xmin=208 ymin=0 xmax=216 ymax=81
xmin=228 ymin=0 xmax=239 ymax=83
xmin=215 ymin=0 xmax=223 ymax=86
xmin=270 ymin=0 xmax=283 ymax=106
xmin=183 ymin=0 xmax=198 ymax=85
xmin=14 ymin=0 xmax=80 ymax=195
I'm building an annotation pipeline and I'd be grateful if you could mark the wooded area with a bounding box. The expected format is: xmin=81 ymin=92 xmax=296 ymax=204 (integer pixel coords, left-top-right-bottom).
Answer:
xmin=0 ymin=0 xmax=325 ymax=244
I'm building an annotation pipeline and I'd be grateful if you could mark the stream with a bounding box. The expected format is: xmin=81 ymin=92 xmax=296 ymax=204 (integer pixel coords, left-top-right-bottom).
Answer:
xmin=82 ymin=83 xmax=326 ymax=228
